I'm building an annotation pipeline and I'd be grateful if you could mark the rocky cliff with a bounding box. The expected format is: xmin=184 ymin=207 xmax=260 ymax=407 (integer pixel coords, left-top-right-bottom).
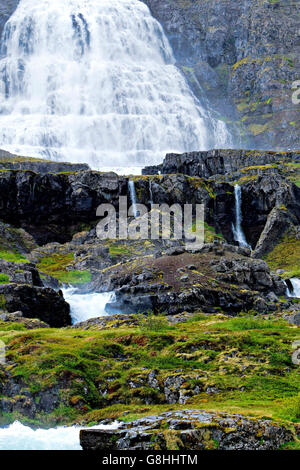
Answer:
xmin=143 ymin=0 xmax=300 ymax=149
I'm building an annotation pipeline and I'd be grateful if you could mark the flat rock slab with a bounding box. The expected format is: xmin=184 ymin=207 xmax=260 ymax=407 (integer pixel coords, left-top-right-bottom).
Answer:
xmin=80 ymin=409 xmax=293 ymax=450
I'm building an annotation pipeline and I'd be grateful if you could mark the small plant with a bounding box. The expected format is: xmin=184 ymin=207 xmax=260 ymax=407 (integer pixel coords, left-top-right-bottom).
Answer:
xmin=138 ymin=313 xmax=172 ymax=332
xmin=0 ymin=273 xmax=10 ymax=284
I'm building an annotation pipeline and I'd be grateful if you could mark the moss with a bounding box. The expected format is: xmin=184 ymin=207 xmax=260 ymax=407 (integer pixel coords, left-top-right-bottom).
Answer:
xmin=0 ymin=250 xmax=29 ymax=263
xmin=0 ymin=274 xmax=10 ymax=284
xmin=0 ymin=310 xmax=299 ymax=427
xmin=0 ymin=294 xmax=6 ymax=309
xmin=249 ymin=123 xmax=269 ymax=136
xmin=37 ymin=253 xmax=91 ymax=285
xmin=264 ymin=233 xmax=300 ymax=278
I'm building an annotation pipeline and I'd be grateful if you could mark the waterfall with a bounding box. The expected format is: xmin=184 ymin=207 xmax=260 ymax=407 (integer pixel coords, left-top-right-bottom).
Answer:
xmin=0 ymin=0 xmax=231 ymax=170
xmin=286 ymin=278 xmax=300 ymax=298
xmin=149 ymin=179 xmax=154 ymax=205
xmin=0 ymin=421 xmax=119 ymax=450
xmin=62 ymin=287 xmax=117 ymax=324
xmin=128 ymin=180 xmax=138 ymax=217
xmin=232 ymin=185 xmax=251 ymax=249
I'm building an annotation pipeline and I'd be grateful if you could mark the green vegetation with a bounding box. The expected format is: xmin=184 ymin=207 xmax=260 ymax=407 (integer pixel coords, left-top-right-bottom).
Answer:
xmin=0 ymin=250 xmax=29 ymax=263
xmin=0 ymin=312 xmax=299 ymax=430
xmin=0 ymin=274 xmax=9 ymax=284
xmin=37 ymin=253 xmax=91 ymax=285
xmin=264 ymin=233 xmax=300 ymax=278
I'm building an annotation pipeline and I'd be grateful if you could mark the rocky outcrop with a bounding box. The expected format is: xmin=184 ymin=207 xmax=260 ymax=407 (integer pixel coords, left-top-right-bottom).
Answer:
xmin=0 ymin=169 xmax=128 ymax=244
xmin=93 ymin=243 xmax=287 ymax=315
xmin=0 ymin=168 xmax=235 ymax=244
xmin=142 ymin=0 xmax=300 ymax=150
xmin=0 ymin=311 xmax=49 ymax=329
xmin=253 ymin=207 xmax=294 ymax=258
xmin=80 ymin=410 xmax=294 ymax=450
xmin=0 ymin=283 xmax=71 ymax=327
xmin=0 ymin=149 xmax=90 ymax=174
xmin=242 ymin=174 xmax=300 ymax=247
xmin=0 ymin=260 xmax=43 ymax=286
xmin=142 ymin=149 xmax=299 ymax=178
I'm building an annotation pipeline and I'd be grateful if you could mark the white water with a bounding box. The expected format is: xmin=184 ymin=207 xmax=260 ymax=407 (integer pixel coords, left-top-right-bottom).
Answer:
xmin=232 ymin=185 xmax=251 ymax=249
xmin=128 ymin=180 xmax=138 ymax=217
xmin=149 ymin=179 xmax=154 ymax=205
xmin=286 ymin=278 xmax=300 ymax=298
xmin=63 ymin=287 xmax=117 ymax=324
xmin=0 ymin=0 xmax=231 ymax=169
xmin=0 ymin=420 xmax=119 ymax=450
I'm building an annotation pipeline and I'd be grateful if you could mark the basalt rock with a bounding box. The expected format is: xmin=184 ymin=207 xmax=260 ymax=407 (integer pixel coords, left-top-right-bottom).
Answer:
xmin=0 ymin=260 xmax=43 ymax=286
xmin=93 ymin=245 xmax=286 ymax=316
xmin=0 ymin=283 xmax=71 ymax=327
xmin=0 ymin=149 xmax=90 ymax=174
xmin=142 ymin=149 xmax=298 ymax=178
xmin=80 ymin=409 xmax=294 ymax=450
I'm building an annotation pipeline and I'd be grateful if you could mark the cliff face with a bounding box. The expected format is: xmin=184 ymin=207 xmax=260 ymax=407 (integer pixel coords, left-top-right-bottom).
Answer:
xmin=0 ymin=0 xmax=18 ymax=38
xmin=143 ymin=0 xmax=300 ymax=150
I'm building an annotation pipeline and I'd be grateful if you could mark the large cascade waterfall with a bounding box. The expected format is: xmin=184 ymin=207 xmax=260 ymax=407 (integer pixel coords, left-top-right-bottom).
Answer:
xmin=0 ymin=0 xmax=231 ymax=170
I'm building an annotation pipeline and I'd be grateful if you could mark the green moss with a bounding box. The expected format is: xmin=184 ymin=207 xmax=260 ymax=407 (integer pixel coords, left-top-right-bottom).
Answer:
xmin=37 ymin=253 xmax=91 ymax=285
xmin=0 ymin=250 xmax=29 ymax=263
xmin=264 ymin=233 xmax=300 ymax=278
xmin=0 ymin=310 xmax=299 ymax=428
xmin=0 ymin=274 xmax=10 ymax=284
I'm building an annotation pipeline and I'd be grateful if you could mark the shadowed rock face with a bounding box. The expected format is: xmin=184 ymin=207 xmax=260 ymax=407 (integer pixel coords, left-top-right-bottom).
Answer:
xmin=0 ymin=0 xmax=19 ymax=38
xmin=0 ymin=283 xmax=71 ymax=327
xmin=142 ymin=0 xmax=300 ymax=150
xmin=80 ymin=409 xmax=294 ymax=450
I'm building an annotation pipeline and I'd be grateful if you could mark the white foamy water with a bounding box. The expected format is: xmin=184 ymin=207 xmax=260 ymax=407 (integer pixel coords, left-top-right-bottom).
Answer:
xmin=128 ymin=180 xmax=138 ymax=217
xmin=0 ymin=0 xmax=231 ymax=169
xmin=287 ymin=278 xmax=300 ymax=298
xmin=232 ymin=184 xmax=251 ymax=249
xmin=0 ymin=420 xmax=119 ymax=450
xmin=63 ymin=288 xmax=117 ymax=324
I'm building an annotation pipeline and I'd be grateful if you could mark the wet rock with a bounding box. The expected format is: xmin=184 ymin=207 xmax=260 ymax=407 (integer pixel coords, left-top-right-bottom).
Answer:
xmin=80 ymin=409 xmax=294 ymax=450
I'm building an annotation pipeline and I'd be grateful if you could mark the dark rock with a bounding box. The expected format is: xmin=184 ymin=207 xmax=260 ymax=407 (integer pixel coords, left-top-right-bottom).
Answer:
xmin=80 ymin=409 xmax=294 ymax=450
xmin=0 ymin=284 xmax=71 ymax=327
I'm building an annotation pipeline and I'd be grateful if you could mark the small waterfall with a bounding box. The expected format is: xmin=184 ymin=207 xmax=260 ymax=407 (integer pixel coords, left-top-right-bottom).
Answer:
xmin=63 ymin=288 xmax=116 ymax=324
xmin=286 ymin=278 xmax=300 ymax=298
xmin=232 ymin=184 xmax=251 ymax=249
xmin=128 ymin=180 xmax=138 ymax=217
xmin=0 ymin=421 xmax=119 ymax=450
xmin=149 ymin=179 xmax=154 ymax=205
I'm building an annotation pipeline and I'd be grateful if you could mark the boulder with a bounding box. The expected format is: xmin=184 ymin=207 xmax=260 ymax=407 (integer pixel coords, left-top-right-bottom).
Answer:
xmin=0 ymin=284 xmax=71 ymax=327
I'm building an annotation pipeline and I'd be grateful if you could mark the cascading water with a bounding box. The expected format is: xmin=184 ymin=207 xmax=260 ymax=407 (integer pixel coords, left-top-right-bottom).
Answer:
xmin=286 ymin=278 xmax=300 ymax=298
xmin=232 ymin=185 xmax=251 ymax=249
xmin=63 ymin=287 xmax=117 ymax=324
xmin=0 ymin=421 xmax=119 ymax=450
xmin=128 ymin=180 xmax=138 ymax=217
xmin=149 ymin=180 xmax=154 ymax=205
xmin=0 ymin=0 xmax=232 ymax=170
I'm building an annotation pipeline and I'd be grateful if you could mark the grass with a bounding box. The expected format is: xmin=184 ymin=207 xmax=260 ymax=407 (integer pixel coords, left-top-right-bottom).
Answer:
xmin=36 ymin=253 xmax=91 ymax=285
xmin=0 ymin=250 xmax=29 ymax=263
xmin=264 ymin=233 xmax=300 ymax=278
xmin=0 ymin=311 xmax=299 ymax=428
xmin=0 ymin=273 xmax=10 ymax=284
